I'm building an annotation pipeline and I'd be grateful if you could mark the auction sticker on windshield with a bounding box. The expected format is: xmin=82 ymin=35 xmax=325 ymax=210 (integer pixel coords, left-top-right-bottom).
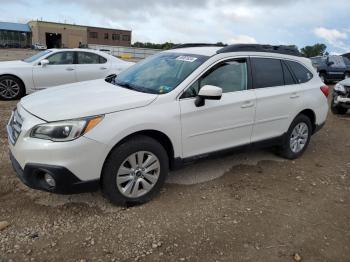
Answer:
xmin=176 ymin=56 xmax=198 ymax=62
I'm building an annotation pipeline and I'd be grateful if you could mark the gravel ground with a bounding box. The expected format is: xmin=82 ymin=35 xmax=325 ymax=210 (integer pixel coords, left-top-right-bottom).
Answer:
xmin=0 ymin=50 xmax=350 ymax=262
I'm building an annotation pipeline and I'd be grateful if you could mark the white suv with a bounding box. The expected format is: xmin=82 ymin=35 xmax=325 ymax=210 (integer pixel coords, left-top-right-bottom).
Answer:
xmin=7 ymin=44 xmax=329 ymax=205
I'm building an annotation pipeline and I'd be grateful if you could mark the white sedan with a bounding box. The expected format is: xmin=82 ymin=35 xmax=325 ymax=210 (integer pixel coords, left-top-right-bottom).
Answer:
xmin=0 ymin=49 xmax=134 ymax=100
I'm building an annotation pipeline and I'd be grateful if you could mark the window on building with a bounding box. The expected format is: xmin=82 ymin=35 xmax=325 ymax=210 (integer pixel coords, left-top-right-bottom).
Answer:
xmin=112 ymin=34 xmax=120 ymax=41
xmin=89 ymin=32 xmax=98 ymax=39
xmin=252 ymin=58 xmax=284 ymax=88
xmin=122 ymin=35 xmax=130 ymax=41
xmin=77 ymin=52 xmax=107 ymax=64
xmin=104 ymin=33 xmax=109 ymax=39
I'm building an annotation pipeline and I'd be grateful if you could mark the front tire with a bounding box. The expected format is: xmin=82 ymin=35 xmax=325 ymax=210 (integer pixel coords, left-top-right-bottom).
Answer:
xmin=102 ymin=135 xmax=169 ymax=206
xmin=0 ymin=75 xmax=25 ymax=100
xmin=279 ymin=114 xmax=312 ymax=160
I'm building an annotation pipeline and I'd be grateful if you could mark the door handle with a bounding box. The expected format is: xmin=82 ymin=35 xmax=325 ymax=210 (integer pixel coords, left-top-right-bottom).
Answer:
xmin=100 ymin=67 xmax=108 ymax=70
xmin=66 ymin=67 xmax=75 ymax=71
xmin=290 ymin=93 xmax=300 ymax=99
xmin=241 ymin=101 xmax=254 ymax=108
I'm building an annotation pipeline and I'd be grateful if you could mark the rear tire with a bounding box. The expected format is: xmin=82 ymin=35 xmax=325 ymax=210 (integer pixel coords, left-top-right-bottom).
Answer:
xmin=0 ymin=75 xmax=25 ymax=100
xmin=319 ymin=73 xmax=328 ymax=84
xmin=279 ymin=114 xmax=312 ymax=160
xmin=331 ymin=98 xmax=348 ymax=115
xmin=102 ymin=135 xmax=169 ymax=206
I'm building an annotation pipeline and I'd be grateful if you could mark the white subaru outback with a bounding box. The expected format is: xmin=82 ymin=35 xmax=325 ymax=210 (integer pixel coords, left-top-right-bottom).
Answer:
xmin=7 ymin=44 xmax=329 ymax=205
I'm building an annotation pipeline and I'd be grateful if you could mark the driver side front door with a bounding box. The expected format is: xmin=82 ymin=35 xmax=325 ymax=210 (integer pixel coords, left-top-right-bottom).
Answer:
xmin=179 ymin=58 xmax=256 ymax=158
xmin=33 ymin=51 xmax=77 ymax=90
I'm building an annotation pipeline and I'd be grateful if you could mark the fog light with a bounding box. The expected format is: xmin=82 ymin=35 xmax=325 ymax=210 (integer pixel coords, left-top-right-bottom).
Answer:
xmin=44 ymin=173 xmax=56 ymax=187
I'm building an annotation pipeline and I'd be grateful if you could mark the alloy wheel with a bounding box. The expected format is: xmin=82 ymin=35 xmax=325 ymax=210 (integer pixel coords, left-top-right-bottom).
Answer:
xmin=0 ymin=79 xmax=20 ymax=99
xmin=290 ymin=122 xmax=309 ymax=153
xmin=116 ymin=151 xmax=160 ymax=198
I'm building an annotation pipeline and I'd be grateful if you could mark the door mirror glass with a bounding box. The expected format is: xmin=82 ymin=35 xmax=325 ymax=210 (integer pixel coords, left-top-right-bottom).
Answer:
xmin=195 ymin=85 xmax=222 ymax=107
xmin=40 ymin=59 xmax=49 ymax=67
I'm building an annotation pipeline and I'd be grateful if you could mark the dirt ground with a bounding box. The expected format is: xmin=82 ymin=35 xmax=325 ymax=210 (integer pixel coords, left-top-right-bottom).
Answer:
xmin=0 ymin=50 xmax=350 ymax=262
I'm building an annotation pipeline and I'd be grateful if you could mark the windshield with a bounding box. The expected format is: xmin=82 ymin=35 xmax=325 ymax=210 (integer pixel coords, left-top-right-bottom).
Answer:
xmin=22 ymin=50 xmax=52 ymax=63
xmin=310 ymin=57 xmax=326 ymax=65
xmin=113 ymin=52 xmax=209 ymax=94
xmin=344 ymin=57 xmax=350 ymax=66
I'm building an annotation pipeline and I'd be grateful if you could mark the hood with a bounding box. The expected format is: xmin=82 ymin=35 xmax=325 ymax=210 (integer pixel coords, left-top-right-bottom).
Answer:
xmin=20 ymin=79 xmax=158 ymax=121
xmin=0 ymin=60 xmax=29 ymax=69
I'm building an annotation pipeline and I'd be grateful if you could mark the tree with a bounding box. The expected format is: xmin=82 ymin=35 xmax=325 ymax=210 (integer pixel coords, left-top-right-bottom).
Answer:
xmin=300 ymin=43 xmax=327 ymax=58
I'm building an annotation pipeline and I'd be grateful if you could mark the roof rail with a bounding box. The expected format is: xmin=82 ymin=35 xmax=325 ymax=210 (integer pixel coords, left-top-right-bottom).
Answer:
xmin=216 ymin=44 xmax=302 ymax=57
xmin=171 ymin=43 xmax=227 ymax=49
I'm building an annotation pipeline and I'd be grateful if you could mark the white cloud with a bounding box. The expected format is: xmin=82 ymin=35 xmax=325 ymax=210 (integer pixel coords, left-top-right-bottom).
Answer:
xmin=228 ymin=35 xmax=257 ymax=44
xmin=314 ymin=27 xmax=349 ymax=52
xmin=314 ymin=27 xmax=347 ymax=43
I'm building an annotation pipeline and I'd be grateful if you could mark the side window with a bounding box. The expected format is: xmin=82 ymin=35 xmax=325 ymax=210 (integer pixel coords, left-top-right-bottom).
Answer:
xmin=252 ymin=58 xmax=284 ymax=88
xmin=281 ymin=61 xmax=295 ymax=85
xmin=181 ymin=59 xmax=248 ymax=98
xmin=47 ymin=52 xmax=74 ymax=65
xmin=78 ymin=52 xmax=106 ymax=64
xmin=286 ymin=61 xmax=313 ymax=83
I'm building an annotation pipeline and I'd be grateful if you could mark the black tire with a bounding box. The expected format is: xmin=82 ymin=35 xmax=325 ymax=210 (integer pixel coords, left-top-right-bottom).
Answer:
xmin=319 ymin=73 xmax=328 ymax=84
xmin=279 ymin=114 xmax=312 ymax=160
xmin=331 ymin=98 xmax=348 ymax=115
xmin=0 ymin=75 xmax=25 ymax=100
xmin=345 ymin=72 xmax=350 ymax=79
xmin=102 ymin=135 xmax=169 ymax=206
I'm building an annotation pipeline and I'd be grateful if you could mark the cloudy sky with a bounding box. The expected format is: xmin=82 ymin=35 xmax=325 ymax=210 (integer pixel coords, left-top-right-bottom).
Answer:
xmin=1 ymin=0 xmax=350 ymax=53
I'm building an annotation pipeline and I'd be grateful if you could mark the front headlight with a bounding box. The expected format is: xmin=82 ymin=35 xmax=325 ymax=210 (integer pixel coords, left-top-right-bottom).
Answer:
xmin=30 ymin=115 xmax=103 ymax=142
xmin=334 ymin=83 xmax=346 ymax=94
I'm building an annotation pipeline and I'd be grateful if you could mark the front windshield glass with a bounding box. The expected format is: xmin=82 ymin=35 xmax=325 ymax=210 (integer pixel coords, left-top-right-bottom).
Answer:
xmin=113 ymin=52 xmax=209 ymax=94
xmin=23 ymin=50 xmax=52 ymax=63
xmin=344 ymin=57 xmax=350 ymax=66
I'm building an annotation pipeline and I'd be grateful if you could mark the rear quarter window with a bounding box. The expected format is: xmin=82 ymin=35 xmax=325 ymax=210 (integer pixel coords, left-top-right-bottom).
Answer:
xmin=286 ymin=61 xmax=313 ymax=84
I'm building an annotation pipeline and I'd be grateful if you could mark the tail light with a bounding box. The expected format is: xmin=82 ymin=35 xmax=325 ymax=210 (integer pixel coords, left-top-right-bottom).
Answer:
xmin=320 ymin=85 xmax=329 ymax=97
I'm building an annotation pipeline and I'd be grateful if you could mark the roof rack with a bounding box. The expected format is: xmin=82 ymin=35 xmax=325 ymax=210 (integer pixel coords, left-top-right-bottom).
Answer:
xmin=216 ymin=44 xmax=302 ymax=57
xmin=171 ymin=43 xmax=227 ymax=49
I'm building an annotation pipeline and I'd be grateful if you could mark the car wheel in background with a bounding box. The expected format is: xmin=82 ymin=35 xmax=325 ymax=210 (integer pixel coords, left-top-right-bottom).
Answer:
xmin=331 ymin=98 xmax=348 ymax=115
xmin=345 ymin=72 xmax=350 ymax=79
xmin=102 ymin=135 xmax=169 ymax=206
xmin=319 ymin=73 xmax=327 ymax=84
xmin=0 ymin=76 xmax=25 ymax=100
xmin=279 ymin=114 xmax=312 ymax=160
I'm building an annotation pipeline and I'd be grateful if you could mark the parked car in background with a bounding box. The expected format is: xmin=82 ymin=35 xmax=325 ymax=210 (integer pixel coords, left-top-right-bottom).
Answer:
xmin=0 ymin=48 xmax=134 ymax=100
xmin=32 ymin=43 xmax=47 ymax=50
xmin=331 ymin=78 xmax=350 ymax=114
xmin=310 ymin=55 xmax=350 ymax=83
xmin=7 ymin=44 xmax=328 ymax=205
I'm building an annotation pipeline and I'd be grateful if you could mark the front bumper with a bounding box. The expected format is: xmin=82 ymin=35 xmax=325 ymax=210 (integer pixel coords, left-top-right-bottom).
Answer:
xmin=10 ymin=152 xmax=99 ymax=194
xmin=6 ymin=104 xmax=109 ymax=193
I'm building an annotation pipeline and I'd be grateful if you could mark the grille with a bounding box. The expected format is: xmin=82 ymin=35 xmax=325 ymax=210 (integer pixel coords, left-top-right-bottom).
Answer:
xmin=7 ymin=109 xmax=23 ymax=145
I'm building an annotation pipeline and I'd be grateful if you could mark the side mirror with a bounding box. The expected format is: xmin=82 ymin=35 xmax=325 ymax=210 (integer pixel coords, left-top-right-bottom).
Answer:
xmin=40 ymin=59 xmax=49 ymax=67
xmin=327 ymin=61 xmax=334 ymax=66
xmin=195 ymin=85 xmax=222 ymax=107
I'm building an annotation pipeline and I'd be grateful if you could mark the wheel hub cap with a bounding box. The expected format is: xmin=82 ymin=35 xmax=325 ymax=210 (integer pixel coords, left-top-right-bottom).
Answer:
xmin=116 ymin=151 xmax=160 ymax=198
